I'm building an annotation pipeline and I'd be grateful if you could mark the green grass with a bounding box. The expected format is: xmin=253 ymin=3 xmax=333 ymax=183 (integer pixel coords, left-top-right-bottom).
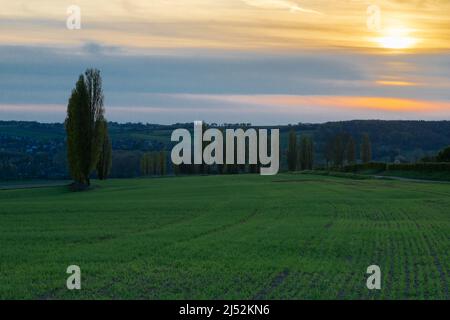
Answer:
xmin=0 ymin=174 xmax=449 ymax=300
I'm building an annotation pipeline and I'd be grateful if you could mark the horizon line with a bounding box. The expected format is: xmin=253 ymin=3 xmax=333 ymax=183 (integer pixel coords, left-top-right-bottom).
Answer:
xmin=1 ymin=118 xmax=449 ymax=126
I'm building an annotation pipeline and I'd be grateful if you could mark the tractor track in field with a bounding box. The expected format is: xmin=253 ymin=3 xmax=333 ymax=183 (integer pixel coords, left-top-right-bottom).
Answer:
xmin=52 ymin=209 xmax=262 ymax=298
xmin=36 ymin=274 xmax=99 ymax=300
xmin=297 ymin=202 xmax=337 ymax=260
xmin=398 ymin=207 xmax=448 ymax=298
xmin=175 ymin=209 xmax=260 ymax=244
xmin=62 ymin=213 xmax=205 ymax=248
xmin=36 ymin=288 xmax=60 ymax=300
xmin=422 ymin=234 xmax=449 ymax=299
xmin=86 ymin=210 xmax=262 ymax=299
xmin=253 ymin=268 xmax=290 ymax=300
xmin=408 ymin=237 xmax=420 ymax=299
xmin=322 ymin=201 xmax=339 ymax=230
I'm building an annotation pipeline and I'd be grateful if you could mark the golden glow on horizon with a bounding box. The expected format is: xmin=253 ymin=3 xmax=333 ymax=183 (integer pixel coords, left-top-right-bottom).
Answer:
xmin=2 ymin=96 xmax=450 ymax=117
xmin=375 ymin=27 xmax=418 ymax=50
xmin=181 ymin=94 xmax=450 ymax=113
xmin=376 ymin=80 xmax=418 ymax=87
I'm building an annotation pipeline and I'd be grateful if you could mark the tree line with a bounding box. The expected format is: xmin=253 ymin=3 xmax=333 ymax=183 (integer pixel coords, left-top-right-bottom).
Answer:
xmin=171 ymin=123 xmax=264 ymax=175
xmin=140 ymin=151 xmax=167 ymax=176
xmin=286 ymin=129 xmax=372 ymax=171
xmin=287 ymin=131 xmax=314 ymax=171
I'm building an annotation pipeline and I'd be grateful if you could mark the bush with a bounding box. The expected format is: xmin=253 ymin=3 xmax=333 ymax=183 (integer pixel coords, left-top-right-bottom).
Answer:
xmin=343 ymin=162 xmax=387 ymax=173
xmin=436 ymin=146 xmax=450 ymax=162
xmin=387 ymin=162 xmax=450 ymax=172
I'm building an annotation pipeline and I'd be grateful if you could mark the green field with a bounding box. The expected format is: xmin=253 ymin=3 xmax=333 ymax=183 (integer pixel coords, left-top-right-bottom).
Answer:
xmin=0 ymin=174 xmax=449 ymax=299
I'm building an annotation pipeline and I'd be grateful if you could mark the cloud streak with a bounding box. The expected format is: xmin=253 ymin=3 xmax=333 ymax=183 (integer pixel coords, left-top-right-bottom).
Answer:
xmin=241 ymin=0 xmax=322 ymax=14
xmin=2 ymin=94 xmax=449 ymax=124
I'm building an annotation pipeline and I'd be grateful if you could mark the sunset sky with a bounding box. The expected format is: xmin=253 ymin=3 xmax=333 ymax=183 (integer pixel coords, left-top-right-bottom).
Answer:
xmin=1 ymin=0 xmax=449 ymax=124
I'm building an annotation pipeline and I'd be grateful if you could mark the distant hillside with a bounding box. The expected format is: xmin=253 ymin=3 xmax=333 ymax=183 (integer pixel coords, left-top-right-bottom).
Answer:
xmin=311 ymin=120 xmax=450 ymax=161
xmin=1 ymin=120 xmax=449 ymax=179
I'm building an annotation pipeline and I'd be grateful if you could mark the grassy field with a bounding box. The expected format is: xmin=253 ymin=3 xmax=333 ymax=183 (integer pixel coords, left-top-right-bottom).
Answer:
xmin=0 ymin=174 xmax=449 ymax=300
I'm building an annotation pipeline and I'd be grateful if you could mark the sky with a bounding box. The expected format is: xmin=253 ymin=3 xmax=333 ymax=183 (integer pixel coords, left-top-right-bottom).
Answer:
xmin=0 ymin=0 xmax=449 ymax=124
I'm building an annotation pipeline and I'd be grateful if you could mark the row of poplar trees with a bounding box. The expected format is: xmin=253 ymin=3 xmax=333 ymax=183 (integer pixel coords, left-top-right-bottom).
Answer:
xmin=323 ymin=132 xmax=372 ymax=168
xmin=141 ymin=151 xmax=167 ymax=176
xmin=65 ymin=69 xmax=112 ymax=187
xmin=172 ymin=122 xmax=262 ymax=175
xmin=287 ymin=129 xmax=372 ymax=171
xmin=287 ymin=130 xmax=314 ymax=171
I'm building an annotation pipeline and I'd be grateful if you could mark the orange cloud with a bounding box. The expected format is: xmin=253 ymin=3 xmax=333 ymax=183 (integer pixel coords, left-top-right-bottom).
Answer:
xmin=375 ymin=80 xmax=418 ymax=87
xmin=321 ymin=96 xmax=447 ymax=112
xmin=182 ymin=94 xmax=450 ymax=113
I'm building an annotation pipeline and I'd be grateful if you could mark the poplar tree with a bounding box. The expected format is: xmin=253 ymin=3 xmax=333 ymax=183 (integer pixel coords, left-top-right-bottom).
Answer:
xmin=306 ymin=136 xmax=314 ymax=170
xmin=324 ymin=139 xmax=334 ymax=169
xmin=65 ymin=69 xmax=106 ymax=187
xmin=298 ymin=135 xmax=314 ymax=170
xmin=152 ymin=152 xmax=159 ymax=175
xmin=287 ymin=129 xmax=297 ymax=171
xmin=96 ymin=120 xmax=112 ymax=180
xmin=361 ymin=133 xmax=372 ymax=164
xmin=346 ymin=136 xmax=356 ymax=165
xmin=140 ymin=153 xmax=150 ymax=176
xmin=332 ymin=134 xmax=345 ymax=168
xmin=159 ymin=150 xmax=167 ymax=176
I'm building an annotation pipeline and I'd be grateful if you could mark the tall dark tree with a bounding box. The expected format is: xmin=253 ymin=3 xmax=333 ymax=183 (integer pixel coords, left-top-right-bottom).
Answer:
xmin=346 ymin=136 xmax=356 ymax=165
xmin=308 ymin=136 xmax=314 ymax=170
xmin=140 ymin=153 xmax=152 ymax=176
xmin=332 ymin=134 xmax=345 ymax=168
xmin=324 ymin=139 xmax=334 ymax=169
xmin=159 ymin=150 xmax=167 ymax=176
xmin=248 ymin=129 xmax=260 ymax=174
xmin=361 ymin=133 xmax=372 ymax=164
xmin=173 ymin=162 xmax=181 ymax=176
xmin=152 ymin=152 xmax=159 ymax=175
xmin=217 ymin=128 xmax=226 ymax=174
xmin=96 ymin=120 xmax=112 ymax=180
xmin=287 ymin=129 xmax=297 ymax=171
xmin=199 ymin=122 xmax=209 ymax=174
xmin=141 ymin=151 xmax=166 ymax=176
xmin=65 ymin=68 xmax=105 ymax=186
xmin=306 ymin=136 xmax=314 ymax=170
xmin=66 ymin=76 xmax=86 ymax=184
xmin=298 ymin=135 xmax=314 ymax=170
xmin=298 ymin=136 xmax=305 ymax=170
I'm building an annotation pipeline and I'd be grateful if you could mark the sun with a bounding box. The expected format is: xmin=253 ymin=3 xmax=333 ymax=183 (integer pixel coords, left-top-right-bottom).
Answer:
xmin=376 ymin=27 xmax=418 ymax=50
